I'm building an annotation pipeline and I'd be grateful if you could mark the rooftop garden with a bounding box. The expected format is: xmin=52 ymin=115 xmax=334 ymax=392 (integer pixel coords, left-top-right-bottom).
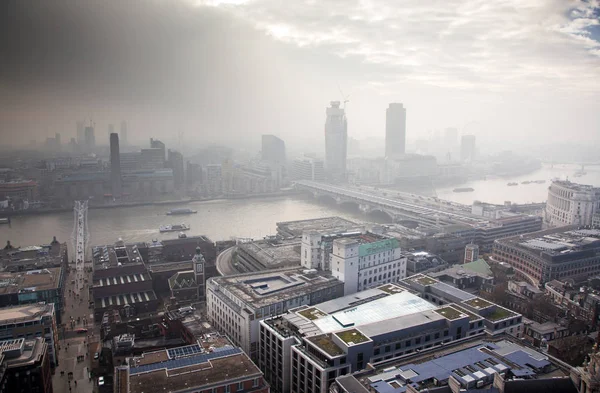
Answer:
xmin=308 ymin=334 xmax=344 ymax=356
xmin=487 ymin=306 xmax=517 ymax=322
xmin=434 ymin=306 xmax=465 ymax=320
xmin=378 ymin=284 xmax=404 ymax=295
xmin=452 ymin=305 xmax=482 ymax=321
xmin=463 ymin=297 xmax=493 ymax=309
xmin=336 ymin=329 xmax=370 ymax=345
xmin=412 ymin=275 xmax=438 ymax=286
xmin=298 ymin=307 xmax=327 ymax=321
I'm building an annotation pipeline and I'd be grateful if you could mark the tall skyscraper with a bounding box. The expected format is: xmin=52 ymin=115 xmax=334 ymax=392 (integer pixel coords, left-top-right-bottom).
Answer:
xmin=385 ymin=103 xmax=406 ymax=159
xmin=76 ymin=121 xmax=85 ymax=145
xmin=110 ymin=133 xmax=122 ymax=197
xmin=460 ymin=135 xmax=476 ymax=162
xmin=120 ymin=121 xmax=128 ymax=145
xmin=84 ymin=126 xmax=95 ymax=151
xmin=324 ymin=101 xmax=347 ymax=181
xmin=167 ymin=149 xmax=185 ymax=189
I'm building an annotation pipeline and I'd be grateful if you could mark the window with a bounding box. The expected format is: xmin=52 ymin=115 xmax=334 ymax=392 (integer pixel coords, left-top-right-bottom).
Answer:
xmin=225 ymin=385 xmax=231 ymax=393
xmin=238 ymin=382 xmax=244 ymax=390
xmin=253 ymin=378 xmax=259 ymax=387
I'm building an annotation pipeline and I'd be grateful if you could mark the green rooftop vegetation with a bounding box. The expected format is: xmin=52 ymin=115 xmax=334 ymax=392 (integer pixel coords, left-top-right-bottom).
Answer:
xmin=487 ymin=306 xmax=517 ymax=322
xmin=452 ymin=305 xmax=482 ymax=321
xmin=308 ymin=334 xmax=344 ymax=356
xmin=298 ymin=307 xmax=327 ymax=320
xmin=464 ymin=297 xmax=493 ymax=309
xmin=378 ymin=284 xmax=404 ymax=295
xmin=434 ymin=306 xmax=465 ymax=320
xmin=412 ymin=275 xmax=438 ymax=286
xmin=336 ymin=329 xmax=369 ymax=345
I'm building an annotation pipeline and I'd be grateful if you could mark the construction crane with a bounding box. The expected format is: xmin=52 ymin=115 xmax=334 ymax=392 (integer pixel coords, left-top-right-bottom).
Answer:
xmin=338 ymin=86 xmax=350 ymax=110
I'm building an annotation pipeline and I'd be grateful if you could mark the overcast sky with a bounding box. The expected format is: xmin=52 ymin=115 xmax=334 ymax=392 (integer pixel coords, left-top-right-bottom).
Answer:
xmin=0 ymin=0 xmax=599 ymax=152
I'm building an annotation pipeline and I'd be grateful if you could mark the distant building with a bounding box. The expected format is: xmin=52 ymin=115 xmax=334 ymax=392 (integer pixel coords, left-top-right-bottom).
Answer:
xmin=290 ymin=156 xmax=325 ymax=181
xmin=167 ymin=150 xmax=184 ymax=189
xmin=385 ymin=154 xmax=437 ymax=184
xmin=149 ymin=138 xmax=166 ymax=161
xmin=460 ymin=134 xmax=476 ymax=162
xmin=385 ymin=103 xmax=406 ymax=159
xmin=261 ymin=135 xmax=286 ymax=165
xmin=110 ymin=133 xmax=122 ymax=197
xmin=0 ymin=180 xmax=38 ymax=201
xmin=185 ymin=162 xmax=202 ymax=192
xmin=464 ymin=243 xmax=480 ymax=263
xmin=204 ymin=164 xmax=222 ymax=195
xmin=140 ymin=148 xmax=165 ymax=170
xmin=545 ymin=180 xmax=600 ymax=227
xmin=324 ymin=101 xmax=348 ymax=181
xmin=206 ymin=268 xmax=344 ymax=358
xmin=76 ymin=121 xmax=85 ymax=145
xmin=84 ymin=126 xmax=95 ymax=151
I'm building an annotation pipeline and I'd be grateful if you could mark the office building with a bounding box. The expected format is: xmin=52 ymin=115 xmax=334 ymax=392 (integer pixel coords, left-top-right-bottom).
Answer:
xmin=206 ymin=268 xmax=344 ymax=358
xmin=120 ymin=120 xmax=128 ymax=144
xmin=460 ymin=134 xmax=476 ymax=162
xmin=140 ymin=148 xmax=165 ymax=170
xmin=332 ymin=336 xmax=576 ymax=393
xmin=167 ymin=149 xmax=185 ymax=189
xmin=0 ymin=304 xmax=58 ymax=368
xmin=110 ymin=133 xmax=122 ymax=197
xmin=236 ymin=238 xmax=302 ymax=272
xmin=76 ymin=121 xmax=85 ymax=145
xmin=262 ymin=135 xmax=286 ymax=165
xmin=493 ymin=226 xmax=600 ymax=285
xmin=114 ymin=341 xmax=270 ymax=393
xmin=204 ymin=164 xmax=223 ymax=195
xmin=84 ymin=126 xmax=95 ymax=151
xmin=301 ymin=231 xmax=407 ymax=295
xmin=545 ymin=180 xmax=600 ymax=227
xmin=405 ymin=251 xmax=448 ymax=276
xmin=464 ymin=243 xmax=480 ymax=263
xmin=185 ymin=162 xmax=202 ymax=192
xmin=260 ymin=280 xmax=522 ymax=393
xmin=276 ymin=217 xmax=359 ymax=239
xmin=385 ymin=103 xmax=407 ymax=159
xmin=290 ymin=157 xmax=325 ymax=181
xmin=0 ymin=180 xmax=38 ymax=201
xmin=149 ymin=138 xmax=166 ymax=160
xmin=0 ymin=338 xmax=53 ymax=393
xmin=324 ymin=101 xmax=348 ymax=181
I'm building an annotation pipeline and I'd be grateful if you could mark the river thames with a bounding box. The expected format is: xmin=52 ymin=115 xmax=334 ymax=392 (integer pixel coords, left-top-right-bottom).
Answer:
xmin=1 ymin=164 xmax=599 ymax=248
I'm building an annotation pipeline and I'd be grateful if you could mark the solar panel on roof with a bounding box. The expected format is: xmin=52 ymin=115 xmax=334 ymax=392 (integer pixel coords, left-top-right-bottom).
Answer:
xmin=167 ymin=344 xmax=202 ymax=359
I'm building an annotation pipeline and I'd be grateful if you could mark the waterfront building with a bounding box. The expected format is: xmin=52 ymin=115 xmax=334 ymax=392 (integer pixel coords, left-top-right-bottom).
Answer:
xmin=114 ymin=340 xmax=270 ymax=393
xmin=290 ymin=156 xmax=325 ymax=182
xmin=140 ymin=148 xmax=165 ymax=170
xmin=206 ymin=268 xmax=344 ymax=358
xmin=236 ymin=238 xmax=302 ymax=272
xmin=301 ymin=230 xmax=407 ymax=294
xmin=332 ymin=336 xmax=576 ymax=393
xmin=259 ymin=280 xmax=522 ymax=393
xmin=167 ymin=149 xmax=185 ymax=189
xmin=464 ymin=243 xmax=480 ymax=263
xmin=0 ymin=180 xmax=38 ymax=201
xmin=493 ymin=226 xmax=600 ymax=285
xmin=0 ymin=338 xmax=54 ymax=393
xmin=385 ymin=154 xmax=437 ymax=184
xmin=0 ymin=304 xmax=58 ymax=368
xmin=324 ymin=101 xmax=348 ymax=181
xmin=204 ymin=164 xmax=223 ymax=195
xmin=84 ymin=126 xmax=95 ymax=151
xmin=545 ymin=180 xmax=600 ymax=227
xmin=460 ymin=134 xmax=476 ymax=162
xmin=110 ymin=132 xmax=122 ymax=197
xmin=385 ymin=103 xmax=407 ymax=159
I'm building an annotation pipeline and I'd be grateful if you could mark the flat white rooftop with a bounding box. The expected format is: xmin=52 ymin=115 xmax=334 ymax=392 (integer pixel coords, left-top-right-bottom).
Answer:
xmin=313 ymin=291 xmax=436 ymax=333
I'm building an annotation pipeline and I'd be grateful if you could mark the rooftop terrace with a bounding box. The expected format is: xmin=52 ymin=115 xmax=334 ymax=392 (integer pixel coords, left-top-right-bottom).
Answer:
xmin=276 ymin=216 xmax=359 ymax=238
xmin=336 ymin=328 xmax=369 ymax=345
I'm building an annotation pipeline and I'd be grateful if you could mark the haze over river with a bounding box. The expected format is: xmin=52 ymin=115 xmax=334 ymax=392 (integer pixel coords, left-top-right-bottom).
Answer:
xmin=1 ymin=164 xmax=599 ymax=249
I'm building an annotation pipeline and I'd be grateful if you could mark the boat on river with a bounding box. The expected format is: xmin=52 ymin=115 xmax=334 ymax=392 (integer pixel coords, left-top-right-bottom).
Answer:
xmin=166 ymin=208 xmax=197 ymax=215
xmin=159 ymin=223 xmax=190 ymax=233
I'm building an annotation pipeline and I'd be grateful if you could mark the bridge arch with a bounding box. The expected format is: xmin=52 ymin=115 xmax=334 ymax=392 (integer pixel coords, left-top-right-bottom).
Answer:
xmin=315 ymin=194 xmax=337 ymax=205
xmin=366 ymin=209 xmax=394 ymax=223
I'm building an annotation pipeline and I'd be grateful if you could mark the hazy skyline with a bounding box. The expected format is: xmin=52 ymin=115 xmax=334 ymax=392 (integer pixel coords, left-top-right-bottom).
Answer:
xmin=1 ymin=0 xmax=599 ymax=152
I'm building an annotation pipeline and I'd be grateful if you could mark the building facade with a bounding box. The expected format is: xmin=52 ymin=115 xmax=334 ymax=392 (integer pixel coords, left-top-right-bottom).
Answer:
xmin=545 ymin=180 xmax=600 ymax=227
xmin=460 ymin=134 xmax=476 ymax=162
xmin=464 ymin=243 xmax=480 ymax=263
xmin=110 ymin=133 xmax=122 ymax=197
xmin=290 ymin=157 xmax=325 ymax=182
xmin=385 ymin=103 xmax=406 ymax=159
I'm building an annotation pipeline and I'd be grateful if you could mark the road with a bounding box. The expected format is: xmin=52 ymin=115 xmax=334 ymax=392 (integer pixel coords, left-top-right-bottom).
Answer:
xmin=53 ymin=263 xmax=99 ymax=393
xmin=216 ymin=247 xmax=237 ymax=276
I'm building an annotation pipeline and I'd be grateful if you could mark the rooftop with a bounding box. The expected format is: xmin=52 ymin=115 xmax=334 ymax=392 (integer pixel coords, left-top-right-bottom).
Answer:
xmin=237 ymin=238 xmax=301 ymax=268
xmin=276 ymin=216 xmax=359 ymax=238
xmin=463 ymin=297 xmax=493 ymax=310
xmin=0 ymin=240 xmax=66 ymax=272
xmin=307 ymin=334 xmax=344 ymax=356
xmin=336 ymin=328 xmax=370 ymax=345
xmin=92 ymin=240 xmax=145 ymax=267
xmin=0 ymin=303 xmax=54 ymax=324
xmin=407 ymin=274 xmax=439 ymax=286
xmin=430 ymin=259 xmax=493 ymax=281
xmin=497 ymin=226 xmax=600 ymax=257
xmin=209 ymin=268 xmax=342 ymax=309
xmin=0 ymin=267 xmax=62 ymax=294
xmin=433 ymin=306 xmax=467 ymax=320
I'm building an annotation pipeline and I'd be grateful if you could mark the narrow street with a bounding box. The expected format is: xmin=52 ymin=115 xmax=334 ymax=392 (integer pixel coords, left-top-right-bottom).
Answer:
xmin=52 ymin=263 xmax=98 ymax=393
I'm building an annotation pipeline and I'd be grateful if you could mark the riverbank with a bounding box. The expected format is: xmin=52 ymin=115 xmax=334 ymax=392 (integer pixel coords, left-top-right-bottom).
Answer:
xmin=0 ymin=189 xmax=302 ymax=218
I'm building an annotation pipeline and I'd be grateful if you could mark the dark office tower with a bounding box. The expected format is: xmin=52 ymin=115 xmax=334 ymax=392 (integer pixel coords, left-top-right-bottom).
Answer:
xmin=84 ymin=126 xmax=95 ymax=151
xmin=385 ymin=103 xmax=407 ymax=159
xmin=110 ymin=133 xmax=122 ymax=197
xmin=120 ymin=121 xmax=128 ymax=144
xmin=261 ymin=135 xmax=286 ymax=165
xmin=460 ymin=135 xmax=476 ymax=162
xmin=167 ymin=150 xmax=185 ymax=189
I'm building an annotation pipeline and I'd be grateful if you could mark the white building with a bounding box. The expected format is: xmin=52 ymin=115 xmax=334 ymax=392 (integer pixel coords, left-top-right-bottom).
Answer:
xmin=290 ymin=157 xmax=325 ymax=181
xmin=302 ymin=230 xmax=407 ymax=295
xmin=385 ymin=103 xmax=407 ymax=159
xmin=324 ymin=101 xmax=348 ymax=181
xmin=545 ymin=180 xmax=600 ymax=227
xmin=206 ymin=268 xmax=344 ymax=359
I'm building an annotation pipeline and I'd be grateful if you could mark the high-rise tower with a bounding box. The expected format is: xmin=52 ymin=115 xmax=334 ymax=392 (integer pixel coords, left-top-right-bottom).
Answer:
xmin=110 ymin=133 xmax=122 ymax=197
xmin=385 ymin=103 xmax=406 ymax=159
xmin=324 ymin=101 xmax=348 ymax=181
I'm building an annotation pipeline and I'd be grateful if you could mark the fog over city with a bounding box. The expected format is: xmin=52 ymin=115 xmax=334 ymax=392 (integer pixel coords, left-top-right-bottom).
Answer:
xmin=1 ymin=0 xmax=599 ymax=152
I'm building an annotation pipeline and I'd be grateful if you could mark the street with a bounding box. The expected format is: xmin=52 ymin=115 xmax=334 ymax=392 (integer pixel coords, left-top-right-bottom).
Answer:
xmin=52 ymin=263 xmax=99 ymax=393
